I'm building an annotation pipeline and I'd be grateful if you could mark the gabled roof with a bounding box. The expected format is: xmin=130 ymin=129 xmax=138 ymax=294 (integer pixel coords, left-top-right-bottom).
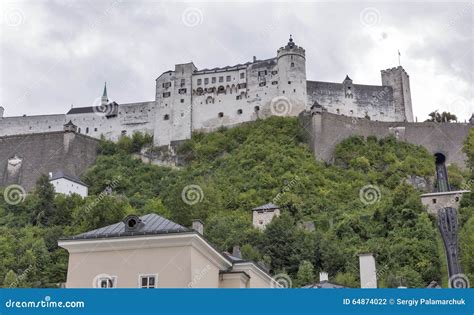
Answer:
xmin=63 ymin=213 xmax=190 ymax=240
xmin=252 ymin=203 xmax=279 ymax=211
xmin=303 ymin=281 xmax=347 ymax=289
xmin=50 ymin=170 xmax=87 ymax=186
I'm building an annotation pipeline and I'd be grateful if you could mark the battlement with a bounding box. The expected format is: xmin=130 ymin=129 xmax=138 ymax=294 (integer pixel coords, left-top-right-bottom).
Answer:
xmin=381 ymin=66 xmax=409 ymax=77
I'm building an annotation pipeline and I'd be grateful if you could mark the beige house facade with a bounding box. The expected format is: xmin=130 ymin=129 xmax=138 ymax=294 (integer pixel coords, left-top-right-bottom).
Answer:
xmin=58 ymin=214 xmax=276 ymax=288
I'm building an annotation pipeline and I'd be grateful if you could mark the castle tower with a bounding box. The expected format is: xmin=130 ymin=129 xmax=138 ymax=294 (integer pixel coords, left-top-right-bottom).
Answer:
xmin=101 ymin=82 xmax=108 ymax=106
xmin=381 ymin=66 xmax=413 ymax=122
xmin=276 ymin=36 xmax=307 ymax=114
xmin=154 ymin=62 xmax=197 ymax=147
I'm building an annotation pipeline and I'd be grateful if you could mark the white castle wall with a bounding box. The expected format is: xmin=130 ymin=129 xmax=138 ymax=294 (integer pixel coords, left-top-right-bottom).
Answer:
xmin=0 ymin=38 xmax=413 ymax=147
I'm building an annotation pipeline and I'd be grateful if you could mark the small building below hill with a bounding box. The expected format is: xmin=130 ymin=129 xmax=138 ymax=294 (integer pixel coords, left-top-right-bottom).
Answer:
xmin=252 ymin=203 xmax=281 ymax=229
xmin=49 ymin=170 xmax=88 ymax=197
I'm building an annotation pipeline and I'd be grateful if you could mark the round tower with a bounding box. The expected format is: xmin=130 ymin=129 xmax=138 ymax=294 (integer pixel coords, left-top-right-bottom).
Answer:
xmin=276 ymin=36 xmax=307 ymax=115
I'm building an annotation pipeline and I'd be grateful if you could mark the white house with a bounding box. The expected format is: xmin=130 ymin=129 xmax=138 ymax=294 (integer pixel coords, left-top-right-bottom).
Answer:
xmin=49 ymin=171 xmax=88 ymax=197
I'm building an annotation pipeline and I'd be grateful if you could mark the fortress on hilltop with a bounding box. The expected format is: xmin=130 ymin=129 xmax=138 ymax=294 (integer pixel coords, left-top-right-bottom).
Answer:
xmin=0 ymin=36 xmax=414 ymax=148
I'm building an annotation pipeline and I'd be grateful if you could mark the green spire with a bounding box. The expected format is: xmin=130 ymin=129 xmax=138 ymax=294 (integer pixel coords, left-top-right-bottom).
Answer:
xmin=102 ymin=82 xmax=107 ymax=98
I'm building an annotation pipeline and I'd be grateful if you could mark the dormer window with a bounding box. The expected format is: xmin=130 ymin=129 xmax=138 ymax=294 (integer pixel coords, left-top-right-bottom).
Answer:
xmin=123 ymin=215 xmax=143 ymax=232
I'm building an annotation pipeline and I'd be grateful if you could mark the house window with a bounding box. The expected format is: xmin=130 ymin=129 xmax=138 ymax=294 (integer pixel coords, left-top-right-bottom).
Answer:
xmin=259 ymin=81 xmax=266 ymax=87
xmin=180 ymin=99 xmax=184 ymax=103
xmin=98 ymin=277 xmax=116 ymax=288
xmin=237 ymin=83 xmax=246 ymax=89
xmin=226 ymin=75 xmax=231 ymax=82
xmin=140 ymin=275 xmax=156 ymax=289
xmin=212 ymin=77 xmax=216 ymax=83
xmin=164 ymin=114 xmax=169 ymax=120
xmin=288 ymin=81 xmax=291 ymax=84
xmin=163 ymin=92 xmax=171 ymax=98
xmin=204 ymin=78 xmax=209 ymax=85
xmin=240 ymin=73 xmax=245 ymax=79
xmin=178 ymin=88 xmax=187 ymax=94
xmin=237 ymin=109 xmax=243 ymax=115
xmin=258 ymin=70 xmax=267 ymax=77
xmin=197 ymin=79 xmax=202 ymax=85
xmin=180 ymin=79 xmax=185 ymax=87
xmin=162 ymin=82 xmax=171 ymax=88
xmin=272 ymin=81 xmax=278 ymax=85
xmin=271 ymin=70 xmax=278 ymax=75
xmin=218 ymin=112 xmax=224 ymax=118
xmin=291 ymin=62 xmax=295 ymax=67
xmin=219 ymin=76 xmax=224 ymax=83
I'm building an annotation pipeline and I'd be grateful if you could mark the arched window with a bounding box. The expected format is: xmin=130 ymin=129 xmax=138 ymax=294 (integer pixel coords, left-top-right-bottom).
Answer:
xmin=217 ymin=86 xmax=226 ymax=94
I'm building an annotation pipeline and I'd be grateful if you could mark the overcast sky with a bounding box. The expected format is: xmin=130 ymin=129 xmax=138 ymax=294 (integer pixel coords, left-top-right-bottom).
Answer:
xmin=1 ymin=0 xmax=473 ymax=121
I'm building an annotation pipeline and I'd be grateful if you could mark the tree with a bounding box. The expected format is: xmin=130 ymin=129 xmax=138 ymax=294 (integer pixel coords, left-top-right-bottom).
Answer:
xmin=426 ymin=111 xmax=457 ymax=123
xmin=3 ymin=270 xmax=17 ymax=288
xmin=296 ymin=260 xmax=315 ymax=287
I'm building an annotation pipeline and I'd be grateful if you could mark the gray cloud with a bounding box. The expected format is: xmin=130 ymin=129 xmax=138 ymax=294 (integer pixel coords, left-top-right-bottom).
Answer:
xmin=0 ymin=1 xmax=472 ymax=121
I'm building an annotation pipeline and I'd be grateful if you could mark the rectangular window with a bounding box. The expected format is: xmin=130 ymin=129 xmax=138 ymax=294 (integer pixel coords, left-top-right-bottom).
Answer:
xmin=197 ymin=79 xmax=202 ymax=85
xmin=259 ymin=81 xmax=266 ymax=87
xmin=237 ymin=83 xmax=246 ymax=89
xmin=219 ymin=76 xmax=224 ymax=83
xmin=163 ymin=92 xmax=171 ymax=98
xmin=140 ymin=275 xmax=156 ymax=288
xmin=272 ymin=81 xmax=278 ymax=85
xmin=271 ymin=70 xmax=278 ymax=75
xmin=240 ymin=73 xmax=245 ymax=79
xmin=98 ymin=276 xmax=116 ymax=288
xmin=212 ymin=77 xmax=216 ymax=83
xmin=180 ymin=79 xmax=185 ymax=87
xmin=226 ymin=75 xmax=231 ymax=82
xmin=162 ymin=82 xmax=171 ymax=88
xmin=178 ymin=88 xmax=187 ymax=94
xmin=204 ymin=78 xmax=209 ymax=85
xmin=258 ymin=70 xmax=267 ymax=77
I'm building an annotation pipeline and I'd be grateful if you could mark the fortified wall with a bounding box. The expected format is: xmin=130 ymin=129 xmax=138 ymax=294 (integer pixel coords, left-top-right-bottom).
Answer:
xmin=0 ymin=127 xmax=99 ymax=191
xmin=301 ymin=111 xmax=472 ymax=168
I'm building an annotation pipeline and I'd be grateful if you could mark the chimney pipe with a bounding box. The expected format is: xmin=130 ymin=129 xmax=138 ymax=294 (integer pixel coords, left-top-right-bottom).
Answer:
xmin=192 ymin=219 xmax=204 ymax=235
xmin=359 ymin=253 xmax=377 ymax=288
xmin=232 ymin=246 xmax=242 ymax=259
xmin=319 ymin=272 xmax=328 ymax=282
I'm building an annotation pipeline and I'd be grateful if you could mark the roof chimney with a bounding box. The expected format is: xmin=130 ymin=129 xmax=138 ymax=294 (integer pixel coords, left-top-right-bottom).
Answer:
xmin=319 ymin=272 xmax=328 ymax=282
xmin=232 ymin=246 xmax=242 ymax=259
xmin=192 ymin=219 xmax=204 ymax=235
xmin=359 ymin=253 xmax=377 ymax=288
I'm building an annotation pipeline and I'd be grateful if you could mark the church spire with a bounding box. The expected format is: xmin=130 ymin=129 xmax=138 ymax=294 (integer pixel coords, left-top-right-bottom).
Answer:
xmin=101 ymin=82 xmax=108 ymax=106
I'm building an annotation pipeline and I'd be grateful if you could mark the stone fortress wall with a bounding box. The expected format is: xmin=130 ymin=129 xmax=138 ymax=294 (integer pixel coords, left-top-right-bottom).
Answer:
xmin=0 ymin=37 xmax=413 ymax=148
xmin=301 ymin=111 xmax=471 ymax=168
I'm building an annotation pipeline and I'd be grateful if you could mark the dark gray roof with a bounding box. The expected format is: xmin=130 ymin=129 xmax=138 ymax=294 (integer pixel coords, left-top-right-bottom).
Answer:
xmin=252 ymin=203 xmax=279 ymax=211
xmin=50 ymin=170 xmax=87 ymax=186
xmin=67 ymin=102 xmax=118 ymax=116
xmin=63 ymin=214 xmax=190 ymax=240
xmin=303 ymin=281 xmax=347 ymax=289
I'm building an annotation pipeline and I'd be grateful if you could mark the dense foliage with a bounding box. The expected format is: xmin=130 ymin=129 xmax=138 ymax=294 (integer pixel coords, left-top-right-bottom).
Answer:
xmin=0 ymin=117 xmax=471 ymax=288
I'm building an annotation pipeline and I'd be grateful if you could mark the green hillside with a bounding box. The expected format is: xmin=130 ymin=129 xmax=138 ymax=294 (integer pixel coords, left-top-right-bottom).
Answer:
xmin=1 ymin=117 xmax=472 ymax=288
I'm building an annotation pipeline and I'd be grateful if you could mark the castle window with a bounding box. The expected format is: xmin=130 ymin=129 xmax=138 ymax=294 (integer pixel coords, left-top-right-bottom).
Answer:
xmin=78 ymin=128 xmax=81 ymax=133
xmin=121 ymin=130 xmax=127 ymax=135
xmin=163 ymin=92 xmax=171 ymax=98
xmin=180 ymin=79 xmax=185 ymax=87
xmin=162 ymin=82 xmax=171 ymax=88
xmin=197 ymin=79 xmax=202 ymax=85
xmin=86 ymin=127 xmax=89 ymax=134
xmin=271 ymin=70 xmax=278 ymax=75
xmin=217 ymin=86 xmax=225 ymax=94
xmin=336 ymin=109 xmax=340 ymax=114
xmin=455 ymin=197 xmax=460 ymax=202
xmin=237 ymin=83 xmax=246 ymax=89
xmin=258 ymin=70 xmax=267 ymax=77
xmin=212 ymin=77 xmax=216 ymax=84
xmin=272 ymin=81 xmax=278 ymax=85
xmin=180 ymin=99 xmax=184 ymax=103
xmin=293 ymin=89 xmax=296 ymax=92
xmin=218 ymin=112 xmax=224 ymax=118
xmin=236 ymin=95 xmax=241 ymax=100
xmin=226 ymin=75 xmax=231 ymax=82
xmin=219 ymin=76 xmax=224 ymax=83
xmin=237 ymin=109 xmax=243 ymax=115
xmin=204 ymin=78 xmax=209 ymax=85
xmin=94 ymin=128 xmax=98 ymax=132
xmin=178 ymin=88 xmax=187 ymax=94
xmin=432 ymin=198 xmax=437 ymax=204
xmin=164 ymin=114 xmax=169 ymax=120
xmin=291 ymin=62 xmax=295 ymax=67
xmin=254 ymin=106 xmax=260 ymax=112
xmin=196 ymin=87 xmax=204 ymax=95
xmin=259 ymin=81 xmax=266 ymax=87
xmin=240 ymin=73 xmax=245 ymax=79
xmin=288 ymin=81 xmax=291 ymax=84
xmin=282 ymin=90 xmax=285 ymax=94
